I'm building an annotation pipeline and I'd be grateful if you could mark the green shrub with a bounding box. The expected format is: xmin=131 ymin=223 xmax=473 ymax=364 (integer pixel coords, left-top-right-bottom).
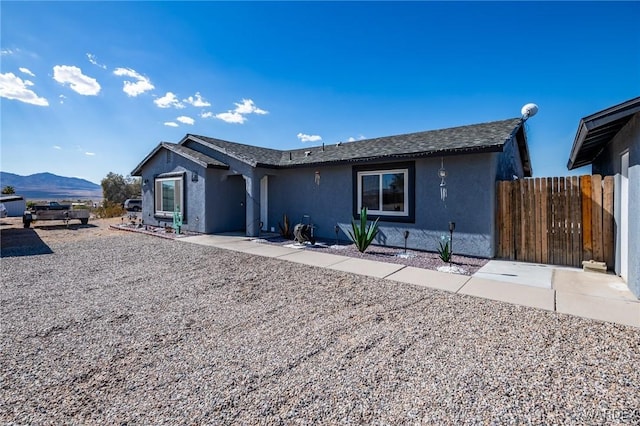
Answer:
xmin=347 ymin=207 xmax=379 ymax=253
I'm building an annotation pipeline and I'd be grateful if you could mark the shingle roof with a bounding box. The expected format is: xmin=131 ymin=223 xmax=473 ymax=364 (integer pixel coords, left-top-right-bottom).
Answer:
xmin=186 ymin=135 xmax=283 ymax=167
xmin=186 ymin=118 xmax=524 ymax=168
xmin=131 ymin=142 xmax=228 ymax=176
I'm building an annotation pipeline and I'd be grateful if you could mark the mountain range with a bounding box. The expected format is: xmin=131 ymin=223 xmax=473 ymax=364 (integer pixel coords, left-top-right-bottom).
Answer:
xmin=0 ymin=172 xmax=102 ymax=200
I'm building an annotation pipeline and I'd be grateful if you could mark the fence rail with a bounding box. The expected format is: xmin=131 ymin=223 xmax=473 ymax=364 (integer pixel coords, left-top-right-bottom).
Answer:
xmin=496 ymin=175 xmax=614 ymax=268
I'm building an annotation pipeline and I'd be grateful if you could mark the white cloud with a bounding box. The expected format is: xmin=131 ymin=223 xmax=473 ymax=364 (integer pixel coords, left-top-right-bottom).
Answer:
xmin=53 ymin=65 xmax=101 ymax=96
xmin=347 ymin=135 xmax=366 ymax=142
xmin=176 ymin=116 xmax=195 ymax=125
xmin=200 ymin=111 xmax=215 ymax=119
xmin=183 ymin=92 xmax=211 ymax=107
xmin=215 ymin=111 xmax=246 ymax=124
xmin=53 ymin=145 xmax=62 ymax=150
xmin=19 ymin=67 xmax=35 ymax=77
xmin=297 ymin=133 xmax=322 ymax=143
xmin=164 ymin=122 xmax=179 ymax=127
xmin=234 ymin=98 xmax=268 ymax=115
xmin=213 ymin=98 xmax=267 ymax=124
xmin=86 ymin=53 xmax=107 ymax=69
xmin=0 ymin=72 xmax=49 ymax=106
xmin=154 ymin=92 xmax=185 ymax=109
xmin=1 ymin=49 xmax=14 ymax=55
xmin=113 ymin=67 xmax=154 ymax=96
xmin=59 ymin=94 xmax=66 ymax=104
xmin=85 ymin=152 xmax=96 ymax=156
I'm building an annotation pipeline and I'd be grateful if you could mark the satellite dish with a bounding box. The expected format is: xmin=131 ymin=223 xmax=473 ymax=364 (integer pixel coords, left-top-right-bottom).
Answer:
xmin=521 ymin=103 xmax=539 ymax=120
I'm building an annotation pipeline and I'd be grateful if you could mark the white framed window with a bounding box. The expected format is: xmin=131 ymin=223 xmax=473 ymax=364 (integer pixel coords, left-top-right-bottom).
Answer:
xmin=154 ymin=176 xmax=183 ymax=216
xmin=357 ymin=168 xmax=408 ymax=216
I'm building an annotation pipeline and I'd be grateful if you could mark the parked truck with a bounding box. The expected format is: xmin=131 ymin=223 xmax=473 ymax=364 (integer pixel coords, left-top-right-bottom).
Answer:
xmin=22 ymin=201 xmax=90 ymax=228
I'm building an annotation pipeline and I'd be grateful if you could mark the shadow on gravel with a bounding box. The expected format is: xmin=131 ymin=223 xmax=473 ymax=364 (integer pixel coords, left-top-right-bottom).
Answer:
xmin=32 ymin=223 xmax=98 ymax=232
xmin=0 ymin=228 xmax=54 ymax=257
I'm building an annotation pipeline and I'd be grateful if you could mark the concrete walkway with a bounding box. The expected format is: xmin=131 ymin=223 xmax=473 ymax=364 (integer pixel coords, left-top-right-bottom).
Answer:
xmin=179 ymin=234 xmax=639 ymax=328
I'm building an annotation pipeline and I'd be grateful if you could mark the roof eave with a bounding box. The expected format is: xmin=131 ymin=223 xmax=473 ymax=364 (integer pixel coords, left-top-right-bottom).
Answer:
xmin=131 ymin=143 xmax=164 ymax=176
xmin=185 ymin=135 xmax=261 ymax=167
xmin=567 ymin=120 xmax=591 ymax=170
xmin=131 ymin=142 xmax=229 ymax=176
xmin=567 ymin=97 xmax=640 ymax=170
xmin=274 ymin=145 xmax=505 ymax=169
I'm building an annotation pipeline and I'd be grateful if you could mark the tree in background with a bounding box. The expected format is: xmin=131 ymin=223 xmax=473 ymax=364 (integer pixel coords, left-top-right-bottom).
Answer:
xmin=100 ymin=172 xmax=141 ymax=205
xmin=126 ymin=176 xmax=141 ymax=200
xmin=1 ymin=186 xmax=16 ymax=194
xmin=97 ymin=172 xmax=142 ymax=218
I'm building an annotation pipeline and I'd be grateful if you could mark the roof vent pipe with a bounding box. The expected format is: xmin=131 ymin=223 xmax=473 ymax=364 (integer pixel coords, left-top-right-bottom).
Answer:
xmin=289 ymin=152 xmax=292 ymax=160
xmin=322 ymin=143 xmax=325 ymax=151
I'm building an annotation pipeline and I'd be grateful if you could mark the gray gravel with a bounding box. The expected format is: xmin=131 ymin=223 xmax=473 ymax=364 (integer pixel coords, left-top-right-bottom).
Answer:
xmin=258 ymin=236 xmax=489 ymax=275
xmin=1 ymin=231 xmax=639 ymax=424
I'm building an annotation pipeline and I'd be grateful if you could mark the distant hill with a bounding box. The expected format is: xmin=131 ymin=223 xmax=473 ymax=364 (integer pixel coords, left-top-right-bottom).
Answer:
xmin=0 ymin=172 xmax=102 ymax=200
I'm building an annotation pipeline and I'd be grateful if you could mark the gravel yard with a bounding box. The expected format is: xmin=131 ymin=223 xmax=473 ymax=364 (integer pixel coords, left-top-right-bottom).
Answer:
xmin=1 ymin=219 xmax=639 ymax=424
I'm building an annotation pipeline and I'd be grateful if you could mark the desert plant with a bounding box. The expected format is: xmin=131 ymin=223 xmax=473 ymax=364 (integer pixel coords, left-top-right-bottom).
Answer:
xmin=437 ymin=235 xmax=451 ymax=263
xmin=94 ymin=200 xmax=125 ymax=218
xmin=278 ymin=213 xmax=293 ymax=239
xmin=347 ymin=207 xmax=380 ymax=253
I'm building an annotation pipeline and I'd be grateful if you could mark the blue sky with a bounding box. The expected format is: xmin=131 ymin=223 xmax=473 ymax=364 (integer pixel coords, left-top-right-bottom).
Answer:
xmin=1 ymin=1 xmax=638 ymax=185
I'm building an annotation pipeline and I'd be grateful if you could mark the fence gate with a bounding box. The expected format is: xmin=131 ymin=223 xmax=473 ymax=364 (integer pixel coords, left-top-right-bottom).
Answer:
xmin=496 ymin=175 xmax=614 ymax=268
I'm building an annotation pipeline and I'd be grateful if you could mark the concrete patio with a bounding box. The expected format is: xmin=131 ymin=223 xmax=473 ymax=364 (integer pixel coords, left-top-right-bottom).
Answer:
xmin=180 ymin=234 xmax=639 ymax=328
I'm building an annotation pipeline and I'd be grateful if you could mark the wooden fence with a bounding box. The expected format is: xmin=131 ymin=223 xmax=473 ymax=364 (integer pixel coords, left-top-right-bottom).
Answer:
xmin=496 ymin=175 xmax=614 ymax=268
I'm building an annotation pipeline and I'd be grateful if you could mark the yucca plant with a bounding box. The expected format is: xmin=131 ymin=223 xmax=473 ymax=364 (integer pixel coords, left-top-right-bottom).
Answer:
xmin=437 ymin=235 xmax=451 ymax=263
xmin=347 ymin=207 xmax=380 ymax=253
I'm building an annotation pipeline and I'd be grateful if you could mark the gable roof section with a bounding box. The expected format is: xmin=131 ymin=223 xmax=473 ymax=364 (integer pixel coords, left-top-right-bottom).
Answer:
xmin=184 ymin=135 xmax=283 ymax=167
xmin=183 ymin=117 xmax=526 ymax=169
xmin=568 ymin=96 xmax=640 ymax=170
xmin=131 ymin=142 xmax=228 ymax=176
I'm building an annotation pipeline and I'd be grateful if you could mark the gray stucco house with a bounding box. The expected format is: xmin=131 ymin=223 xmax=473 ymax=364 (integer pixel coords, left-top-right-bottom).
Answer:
xmin=131 ymin=118 xmax=532 ymax=258
xmin=568 ymin=96 xmax=640 ymax=298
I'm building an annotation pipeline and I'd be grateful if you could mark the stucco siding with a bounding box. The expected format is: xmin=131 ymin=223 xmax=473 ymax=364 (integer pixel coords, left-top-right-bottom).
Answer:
xmin=267 ymin=165 xmax=353 ymax=239
xmin=267 ymin=154 xmax=497 ymax=257
xmin=496 ymin=137 xmax=525 ymax=180
xmin=139 ymin=148 xmax=208 ymax=233
xmin=412 ymin=154 xmax=497 ymax=258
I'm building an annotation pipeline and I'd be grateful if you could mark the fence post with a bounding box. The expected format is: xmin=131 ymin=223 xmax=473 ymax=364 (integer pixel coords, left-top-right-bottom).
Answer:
xmin=603 ymin=176 xmax=615 ymax=269
xmin=591 ymin=175 xmax=604 ymax=262
xmin=581 ymin=175 xmax=593 ymax=261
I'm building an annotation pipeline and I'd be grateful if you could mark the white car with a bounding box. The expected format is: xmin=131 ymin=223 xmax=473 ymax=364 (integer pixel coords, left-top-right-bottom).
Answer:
xmin=0 ymin=203 xmax=7 ymax=218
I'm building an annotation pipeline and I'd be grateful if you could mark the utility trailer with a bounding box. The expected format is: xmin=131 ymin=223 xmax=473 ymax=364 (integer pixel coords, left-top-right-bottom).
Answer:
xmin=22 ymin=202 xmax=90 ymax=228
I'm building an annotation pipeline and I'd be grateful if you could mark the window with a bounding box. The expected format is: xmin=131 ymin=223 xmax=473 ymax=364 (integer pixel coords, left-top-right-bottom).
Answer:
xmin=155 ymin=176 xmax=183 ymax=216
xmin=353 ymin=162 xmax=414 ymax=222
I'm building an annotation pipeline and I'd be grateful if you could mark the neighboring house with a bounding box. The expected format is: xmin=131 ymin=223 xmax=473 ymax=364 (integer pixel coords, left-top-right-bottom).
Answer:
xmin=568 ymin=96 xmax=640 ymax=298
xmin=132 ymin=118 xmax=532 ymax=258
xmin=0 ymin=195 xmax=26 ymax=217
